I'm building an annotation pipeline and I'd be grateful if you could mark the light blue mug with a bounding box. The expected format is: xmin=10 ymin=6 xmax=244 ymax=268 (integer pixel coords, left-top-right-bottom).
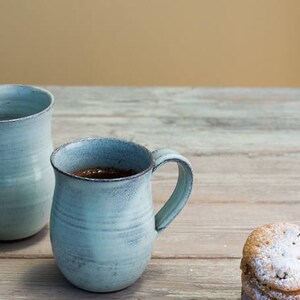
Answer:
xmin=0 ymin=85 xmax=54 ymax=240
xmin=50 ymin=137 xmax=193 ymax=292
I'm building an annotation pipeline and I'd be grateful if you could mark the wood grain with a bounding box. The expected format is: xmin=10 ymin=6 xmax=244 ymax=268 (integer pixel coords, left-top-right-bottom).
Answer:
xmin=1 ymin=202 xmax=300 ymax=259
xmin=48 ymin=87 xmax=300 ymax=118
xmin=0 ymin=258 xmax=241 ymax=299
xmin=48 ymin=87 xmax=300 ymax=156
xmin=52 ymin=115 xmax=300 ymax=156
xmin=152 ymin=155 xmax=300 ymax=204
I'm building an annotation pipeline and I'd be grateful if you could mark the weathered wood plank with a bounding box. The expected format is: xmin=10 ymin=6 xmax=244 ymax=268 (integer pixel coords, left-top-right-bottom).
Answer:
xmin=48 ymin=87 xmax=300 ymax=155
xmin=152 ymin=155 xmax=300 ymax=204
xmin=48 ymin=86 xmax=300 ymax=119
xmin=1 ymin=202 xmax=300 ymax=259
xmin=52 ymin=115 xmax=300 ymax=156
xmin=0 ymin=258 xmax=241 ymax=299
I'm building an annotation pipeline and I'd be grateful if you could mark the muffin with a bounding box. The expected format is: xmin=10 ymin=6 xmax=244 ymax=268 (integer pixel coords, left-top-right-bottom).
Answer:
xmin=240 ymin=223 xmax=300 ymax=300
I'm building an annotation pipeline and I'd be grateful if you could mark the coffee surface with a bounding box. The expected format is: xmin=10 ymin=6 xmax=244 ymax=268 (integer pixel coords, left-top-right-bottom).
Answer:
xmin=72 ymin=166 xmax=137 ymax=179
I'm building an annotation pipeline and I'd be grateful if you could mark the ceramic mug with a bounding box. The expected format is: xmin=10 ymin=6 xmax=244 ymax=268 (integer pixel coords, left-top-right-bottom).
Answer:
xmin=0 ymin=85 xmax=55 ymax=240
xmin=50 ymin=137 xmax=193 ymax=292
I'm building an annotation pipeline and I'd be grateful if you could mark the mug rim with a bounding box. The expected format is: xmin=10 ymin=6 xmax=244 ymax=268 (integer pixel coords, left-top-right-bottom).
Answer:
xmin=0 ymin=84 xmax=54 ymax=123
xmin=50 ymin=137 xmax=155 ymax=182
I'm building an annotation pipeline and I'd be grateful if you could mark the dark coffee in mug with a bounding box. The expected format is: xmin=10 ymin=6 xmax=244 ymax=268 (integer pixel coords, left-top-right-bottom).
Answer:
xmin=72 ymin=167 xmax=137 ymax=179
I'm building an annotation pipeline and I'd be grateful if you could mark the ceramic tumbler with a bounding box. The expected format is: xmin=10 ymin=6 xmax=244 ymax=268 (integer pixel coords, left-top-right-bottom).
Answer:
xmin=0 ymin=85 xmax=54 ymax=240
xmin=50 ymin=137 xmax=193 ymax=292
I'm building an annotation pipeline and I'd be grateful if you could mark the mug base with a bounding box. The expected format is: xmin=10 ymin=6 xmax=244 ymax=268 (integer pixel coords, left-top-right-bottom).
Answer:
xmin=0 ymin=224 xmax=47 ymax=242
xmin=67 ymin=277 xmax=139 ymax=294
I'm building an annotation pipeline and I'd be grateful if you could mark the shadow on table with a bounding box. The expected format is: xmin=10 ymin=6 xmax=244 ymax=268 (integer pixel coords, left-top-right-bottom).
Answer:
xmin=0 ymin=225 xmax=48 ymax=253
xmin=21 ymin=260 xmax=165 ymax=299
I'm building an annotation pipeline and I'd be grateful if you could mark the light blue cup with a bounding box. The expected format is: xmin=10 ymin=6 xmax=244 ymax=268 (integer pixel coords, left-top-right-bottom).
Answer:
xmin=50 ymin=137 xmax=193 ymax=292
xmin=0 ymin=85 xmax=55 ymax=240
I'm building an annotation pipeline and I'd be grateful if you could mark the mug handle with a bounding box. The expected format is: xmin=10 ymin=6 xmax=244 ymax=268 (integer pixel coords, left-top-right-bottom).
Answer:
xmin=152 ymin=149 xmax=193 ymax=235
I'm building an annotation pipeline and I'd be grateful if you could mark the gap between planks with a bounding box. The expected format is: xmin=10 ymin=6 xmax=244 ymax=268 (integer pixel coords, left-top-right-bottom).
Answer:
xmin=0 ymin=256 xmax=242 ymax=260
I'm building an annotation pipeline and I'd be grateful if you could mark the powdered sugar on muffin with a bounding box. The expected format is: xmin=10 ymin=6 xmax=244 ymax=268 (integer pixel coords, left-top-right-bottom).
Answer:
xmin=241 ymin=223 xmax=300 ymax=292
xmin=242 ymin=273 xmax=300 ymax=300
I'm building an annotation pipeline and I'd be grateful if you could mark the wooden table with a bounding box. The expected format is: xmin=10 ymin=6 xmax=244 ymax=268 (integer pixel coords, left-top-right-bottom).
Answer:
xmin=1 ymin=87 xmax=300 ymax=299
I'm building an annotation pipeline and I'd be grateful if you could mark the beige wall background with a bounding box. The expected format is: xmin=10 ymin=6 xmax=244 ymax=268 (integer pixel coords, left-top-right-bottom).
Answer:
xmin=0 ymin=0 xmax=299 ymax=86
